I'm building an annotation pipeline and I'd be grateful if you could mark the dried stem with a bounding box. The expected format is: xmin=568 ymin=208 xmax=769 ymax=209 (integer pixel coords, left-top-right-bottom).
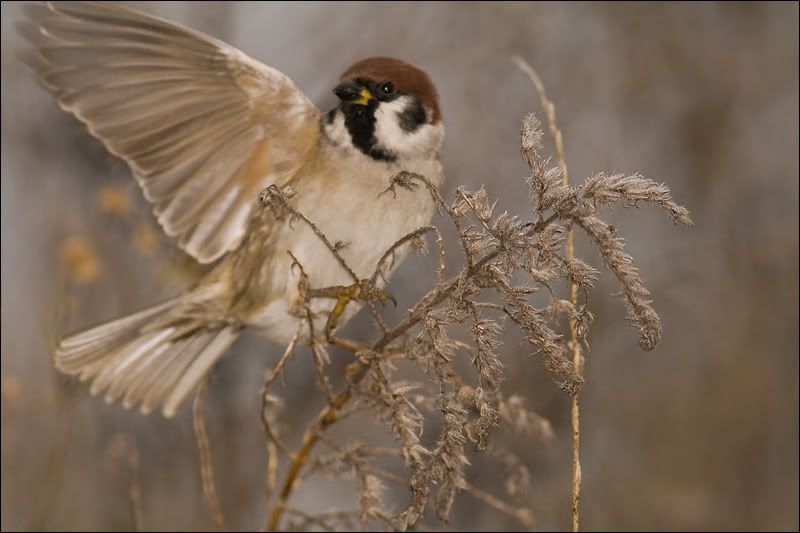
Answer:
xmin=264 ymin=206 xmax=570 ymax=530
xmin=262 ymin=328 xmax=301 ymax=391
xmin=369 ymin=225 xmax=442 ymax=288
xmin=463 ymin=481 xmax=534 ymax=529
xmin=101 ymin=434 xmax=145 ymax=531
xmin=284 ymin=508 xmax=361 ymax=531
xmin=514 ymin=55 xmax=582 ymax=532
xmin=255 ymin=57 xmax=689 ymax=531
xmin=124 ymin=437 xmax=144 ymax=531
xmin=193 ymin=379 xmax=226 ymax=531
xmin=260 ymin=331 xmax=298 ymax=517
xmin=260 ymin=185 xmax=360 ymax=284
xmin=265 ymin=362 xmax=366 ymax=531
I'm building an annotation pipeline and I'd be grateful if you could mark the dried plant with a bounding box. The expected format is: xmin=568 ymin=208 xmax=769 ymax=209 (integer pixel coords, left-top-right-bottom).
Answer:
xmin=196 ymin=60 xmax=695 ymax=532
xmin=42 ymin=56 xmax=691 ymax=531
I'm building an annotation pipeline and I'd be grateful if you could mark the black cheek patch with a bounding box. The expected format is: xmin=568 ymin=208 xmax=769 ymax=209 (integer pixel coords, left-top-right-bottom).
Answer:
xmin=367 ymin=145 xmax=397 ymax=162
xmin=397 ymin=99 xmax=427 ymax=133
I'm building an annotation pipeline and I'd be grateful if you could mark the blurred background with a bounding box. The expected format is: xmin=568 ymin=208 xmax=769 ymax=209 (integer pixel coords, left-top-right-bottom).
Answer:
xmin=2 ymin=1 xmax=798 ymax=531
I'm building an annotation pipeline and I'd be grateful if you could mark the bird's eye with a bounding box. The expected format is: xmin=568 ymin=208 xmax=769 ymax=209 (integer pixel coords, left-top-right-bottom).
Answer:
xmin=380 ymin=81 xmax=395 ymax=95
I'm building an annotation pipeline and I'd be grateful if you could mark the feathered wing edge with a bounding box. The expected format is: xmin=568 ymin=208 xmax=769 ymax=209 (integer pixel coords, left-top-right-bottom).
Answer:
xmin=17 ymin=1 xmax=321 ymax=263
xmin=55 ymin=287 xmax=241 ymax=417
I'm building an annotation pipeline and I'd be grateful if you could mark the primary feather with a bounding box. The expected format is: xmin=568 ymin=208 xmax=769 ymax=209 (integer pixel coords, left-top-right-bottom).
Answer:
xmin=19 ymin=2 xmax=446 ymax=418
xmin=18 ymin=0 xmax=321 ymax=263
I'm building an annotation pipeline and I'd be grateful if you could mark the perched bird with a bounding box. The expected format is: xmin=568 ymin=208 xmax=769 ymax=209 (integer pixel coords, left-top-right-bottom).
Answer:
xmin=18 ymin=2 xmax=444 ymax=417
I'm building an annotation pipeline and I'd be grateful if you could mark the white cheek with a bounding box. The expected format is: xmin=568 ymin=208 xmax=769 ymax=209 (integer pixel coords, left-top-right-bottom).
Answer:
xmin=323 ymin=111 xmax=353 ymax=151
xmin=374 ymin=96 xmax=444 ymax=158
xmin=373 ymin=98 xmax=412 ymax=151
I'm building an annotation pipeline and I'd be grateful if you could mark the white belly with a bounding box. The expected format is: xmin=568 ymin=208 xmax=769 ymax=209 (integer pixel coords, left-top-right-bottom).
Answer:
xmin=247 ymin=150 xmax=443 ymax=344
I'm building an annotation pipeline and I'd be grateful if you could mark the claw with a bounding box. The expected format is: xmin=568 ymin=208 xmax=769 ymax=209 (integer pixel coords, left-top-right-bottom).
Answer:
xmin=372 ymin=288 xmax=397 ymax=308
xmin=308 ymin=280 xmax=396 ymax=338
xmin=356 ymin=280 xmax=396 ymax=308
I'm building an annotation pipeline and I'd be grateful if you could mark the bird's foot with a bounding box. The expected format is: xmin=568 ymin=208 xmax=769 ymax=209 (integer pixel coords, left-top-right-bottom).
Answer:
xmin=309 ymin=280 xmax=396 ymax=339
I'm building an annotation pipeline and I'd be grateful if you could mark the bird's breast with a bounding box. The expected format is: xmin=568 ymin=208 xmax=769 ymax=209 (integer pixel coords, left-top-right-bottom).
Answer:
xmin=290 ymin=152 xmax=441 ymax=283
xmin=237 ymin=148 xmax=443 ymax=341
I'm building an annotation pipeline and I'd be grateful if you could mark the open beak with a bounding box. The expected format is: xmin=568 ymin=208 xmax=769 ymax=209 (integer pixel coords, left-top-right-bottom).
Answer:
xmin=333 ymin=80 xmax=373 ymax=105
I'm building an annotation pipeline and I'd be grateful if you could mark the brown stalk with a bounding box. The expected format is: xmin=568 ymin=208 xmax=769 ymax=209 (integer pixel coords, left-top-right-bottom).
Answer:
xmin=265 ymin=362 xmax=367 ymax=531
xmin=124 ymin=437 xmax=144 ymax=531
xmin=263 ymin=218 xmax=556 ymax=530
xmin=259 ymin=60 xmax=689 ymax=528
xmin=513 ymin=55 xmax=582 ymax=532
xmin=193 ymin=379 xmax=226 ymax=531
xmin=264 ymin=206 xmax=511 ymax=530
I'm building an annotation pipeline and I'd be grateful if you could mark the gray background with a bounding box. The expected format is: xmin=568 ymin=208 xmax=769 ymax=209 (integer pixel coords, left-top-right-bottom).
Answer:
xmin=2 ymin=1 xmax=798 ymax=530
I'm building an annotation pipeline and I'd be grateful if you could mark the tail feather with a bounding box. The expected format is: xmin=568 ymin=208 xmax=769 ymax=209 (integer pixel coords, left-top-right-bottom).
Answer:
xmin=57 ymin=300 xmax=175 ymax=371
xmin=90 ymin=327 xmax=177 ymax=397
xmin=138 ymin=330 xmax=217 ymax=415
xmin=163 ymin=326 xmax=239 ymax=417
xmin=58 ymin=300 xmax=175 ymax=351
xmin=54 ymin=292 xmax=241 ymax=417
xmin=112 ymin=340 xmax=172 ymax=405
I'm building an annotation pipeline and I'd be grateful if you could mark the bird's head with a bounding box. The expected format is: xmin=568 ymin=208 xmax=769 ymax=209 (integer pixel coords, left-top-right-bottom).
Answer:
xmin=325 ymin=57 xmax=444 ymax=162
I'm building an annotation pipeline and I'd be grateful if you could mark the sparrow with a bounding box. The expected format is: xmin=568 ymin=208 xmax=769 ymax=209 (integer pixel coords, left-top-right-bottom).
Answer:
xmin=18 ymin=1 xmax=444 ymax=417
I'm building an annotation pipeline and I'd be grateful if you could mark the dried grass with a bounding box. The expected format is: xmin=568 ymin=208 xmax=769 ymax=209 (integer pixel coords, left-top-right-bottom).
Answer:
xmin=248 ymin=59 xmax=691 ymax=531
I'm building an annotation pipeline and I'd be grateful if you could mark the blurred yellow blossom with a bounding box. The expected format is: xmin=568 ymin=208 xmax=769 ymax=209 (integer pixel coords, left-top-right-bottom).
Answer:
xmin=133 ymin=224 xmax=159 ymax=256
xmin=61 ymin=237 xmax=101 ymax=284
xmin=97 ymin=185 xmax=131 ymax=215
xmin=2 ymin=375 xmax=22 ymax=402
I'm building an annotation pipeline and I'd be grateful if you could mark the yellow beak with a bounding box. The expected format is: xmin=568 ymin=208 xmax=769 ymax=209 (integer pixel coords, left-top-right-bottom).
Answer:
xmin=334 ymin=81 xmax=375 ymax=105
xmin=352 ymin=88 xmax=373 ymax=106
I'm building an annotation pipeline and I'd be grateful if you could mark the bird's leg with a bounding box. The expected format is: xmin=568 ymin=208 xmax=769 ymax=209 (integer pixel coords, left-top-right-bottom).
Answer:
xmin=309 ymin=280 xmax=396 ymax=340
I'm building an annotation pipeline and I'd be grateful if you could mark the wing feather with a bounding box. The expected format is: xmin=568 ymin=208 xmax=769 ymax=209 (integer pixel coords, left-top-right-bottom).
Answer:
xmin=19 ymin=1 xmax=321 ymax=263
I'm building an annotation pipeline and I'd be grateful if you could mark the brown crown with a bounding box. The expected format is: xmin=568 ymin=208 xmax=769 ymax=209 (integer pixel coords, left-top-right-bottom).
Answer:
xmin=340 ymin=57 xmax=441 ymax=123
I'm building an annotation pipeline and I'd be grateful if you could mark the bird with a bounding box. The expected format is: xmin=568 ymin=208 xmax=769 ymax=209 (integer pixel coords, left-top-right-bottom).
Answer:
xmin=17 ymin=1 xmax=445 ymax=417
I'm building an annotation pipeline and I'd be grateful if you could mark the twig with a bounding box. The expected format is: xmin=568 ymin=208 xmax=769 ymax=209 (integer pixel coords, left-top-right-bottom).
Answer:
xmin=193 ymin=379 xmax=226 ymax=531
xmin=261 ymin=326 xmax=300 ymax=458
xmin=260 ymin=329 xmax=297 ymax=514
xmin=102 ymin=433 xmax=145 ymax=531
xmin=265 ymin=439 xmax=278 ymax=523
xmin=124 ymin=437 xmax=144 ymax=531
xmin=367 ymin=301 xmax=390 ymax=333
xmin=255 ymin=78 xmax=689 ymax=529
xmin=285 ymin=508 xmax=361 ymax=531
xmin=513 ymin=54 xmax=582 ymax=532
xmin=369 ymin=225 xmax=442 ymax=287
xmin=390 ymin=172 xmax=473 ymax=269
xmin=262 ymin=327 xmax=301 ymax=390
xmin=265 ymin=359 xmax=370 ymax=531
xmin=263 ymin=170 xmax=573 ymax=530
xmin=463 ymin=480 xmax=534 ymax=529
xmin=372 ymin=239 xmax=520 ymax=353
xmin=285 ymin=250 xmax=338 ymax=403
xmin=260 ymin=185 xmax=359 ymax=284
xmin=31 ymin=276 xmax=80 ymax=532
xmin=311 ymin=342 xmax=337 ymax=404
xmin=263 ymin=199 xmax=468 ymax=530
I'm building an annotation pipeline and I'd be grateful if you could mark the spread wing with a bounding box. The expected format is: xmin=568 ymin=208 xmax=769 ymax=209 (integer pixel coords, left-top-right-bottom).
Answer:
xmin=18 ymin=1 xmax=321 ymax=263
